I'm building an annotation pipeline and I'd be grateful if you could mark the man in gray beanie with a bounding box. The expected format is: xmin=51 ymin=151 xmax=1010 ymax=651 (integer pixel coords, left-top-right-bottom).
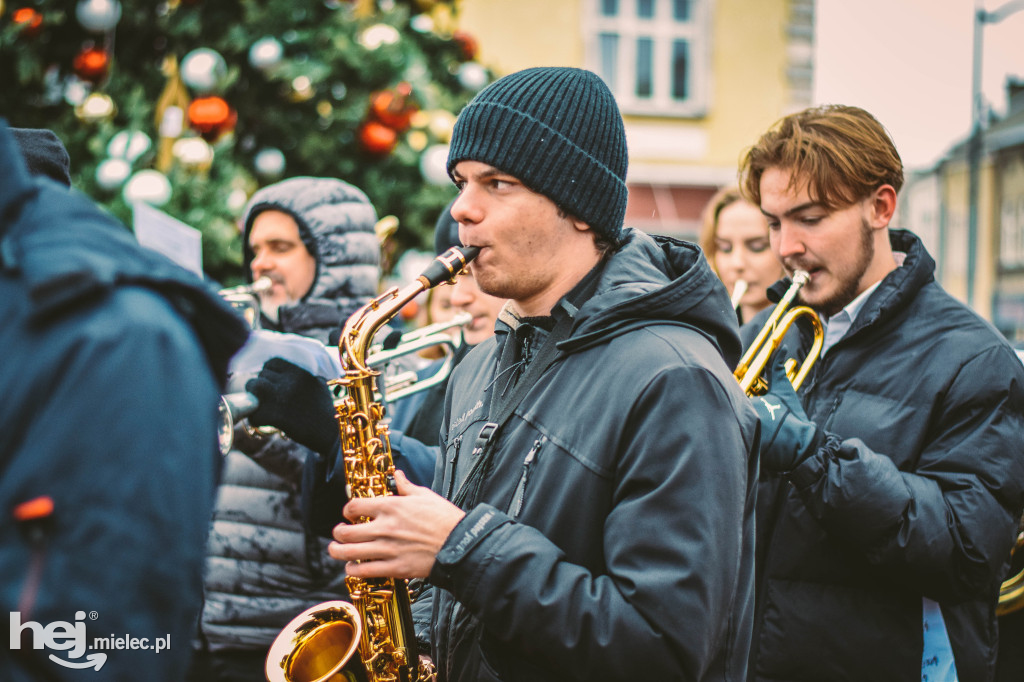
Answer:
xmin=316 ymin=67 xmax=759 ymax=682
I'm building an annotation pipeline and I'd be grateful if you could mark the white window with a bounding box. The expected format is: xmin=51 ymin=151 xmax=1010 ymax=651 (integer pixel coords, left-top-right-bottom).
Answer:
xmin=1000 ymin=195 xmax=1024 ymax=268
xmin=584 ymin=0 xmax=710 ymax=117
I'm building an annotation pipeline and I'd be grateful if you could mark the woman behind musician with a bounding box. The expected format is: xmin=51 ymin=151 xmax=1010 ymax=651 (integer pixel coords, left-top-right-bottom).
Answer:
xmin=699 ymin=185 xmax=785 ymax=325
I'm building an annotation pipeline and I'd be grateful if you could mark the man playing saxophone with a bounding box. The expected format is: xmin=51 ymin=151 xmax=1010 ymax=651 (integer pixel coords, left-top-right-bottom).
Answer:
xmin=739 ymin=105 xmax=1024 ymax=681
xmin=276 ymin=66 xmax=760 ymax=681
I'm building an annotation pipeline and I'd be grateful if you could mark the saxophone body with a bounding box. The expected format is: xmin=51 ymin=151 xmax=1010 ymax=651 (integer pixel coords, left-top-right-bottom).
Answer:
xmin=266 ymin=245 xmax=479 ymax=682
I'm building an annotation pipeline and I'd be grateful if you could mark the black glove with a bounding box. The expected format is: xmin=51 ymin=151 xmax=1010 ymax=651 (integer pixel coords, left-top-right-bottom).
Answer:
xmin=245 ymin=357 xmax=340 ymax=457
xmin=750 ymin=352 xmax=825 ymax=472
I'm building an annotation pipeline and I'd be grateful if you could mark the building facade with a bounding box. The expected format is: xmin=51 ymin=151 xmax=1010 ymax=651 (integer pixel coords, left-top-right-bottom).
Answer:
xmin=456 ymin=0 xmax=815 ymax=240
xmin=902 ymin=80 xmax=1024 ymax=339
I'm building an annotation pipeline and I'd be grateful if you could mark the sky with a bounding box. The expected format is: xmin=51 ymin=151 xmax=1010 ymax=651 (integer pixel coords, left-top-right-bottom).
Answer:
xmin=813 ymin=0 xmax=1024 ymax=170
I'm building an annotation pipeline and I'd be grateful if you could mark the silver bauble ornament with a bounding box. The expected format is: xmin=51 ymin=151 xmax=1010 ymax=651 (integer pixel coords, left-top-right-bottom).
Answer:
xmin=249 ymin=36 xmax=284 ymax=71
xmin=75 ymin=92 xmax=116 ymax=123
xmin=123 ymin=169 xmax=172 ymax=207
xmin=457 ymin=62 xmax=488 ymax=92
xmin=359 ymin=24 xmax=400 ymax=50
xmin=95 ymin=158 xmax=131 ymax=191
xmin=419 ymin=144 xmax=450 ymax=186
xmin=253 ymin=147 xmax=286 ymax=179
xmin=180 ymin=48 xmax=227 ymax=95
xmin=107 ymin=130 xmax=152 ymax=163
xmin=172 ymin=137 xmax=215 ymax=171
xmin=76 ymin=0 xmax=122 ymax=32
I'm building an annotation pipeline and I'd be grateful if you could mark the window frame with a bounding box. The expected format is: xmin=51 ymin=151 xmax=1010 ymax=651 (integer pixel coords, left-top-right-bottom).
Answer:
xmin=583 ymin=0 xmax=711 ymax=118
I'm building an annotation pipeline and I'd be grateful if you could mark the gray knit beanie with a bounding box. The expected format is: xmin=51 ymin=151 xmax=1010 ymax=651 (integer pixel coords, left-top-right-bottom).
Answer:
xmin=447 ymin=67 xmax=628 ymax=243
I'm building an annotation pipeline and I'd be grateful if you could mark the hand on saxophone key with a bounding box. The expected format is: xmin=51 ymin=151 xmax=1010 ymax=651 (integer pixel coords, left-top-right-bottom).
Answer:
xmin=328 ymin=470 xmax=465 ymax=579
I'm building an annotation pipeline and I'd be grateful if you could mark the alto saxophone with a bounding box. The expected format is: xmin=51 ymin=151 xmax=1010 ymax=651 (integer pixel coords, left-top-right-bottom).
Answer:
xmin=265 ymin=245 xmax=479 ymax=682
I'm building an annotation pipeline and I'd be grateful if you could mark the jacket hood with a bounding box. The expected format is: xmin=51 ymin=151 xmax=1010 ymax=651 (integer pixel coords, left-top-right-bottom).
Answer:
xmin=0 ymin=121 xmax=248 ymax=385
xmin=562 ymin=227 xmax=742 ymax=367
xmin=241 ymin=176 xmax=380 ymax=338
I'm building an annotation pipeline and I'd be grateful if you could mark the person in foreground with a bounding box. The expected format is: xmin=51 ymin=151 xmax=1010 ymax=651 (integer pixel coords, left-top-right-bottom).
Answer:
xmin=0 ymin=120 xmax=249 ymax=680
xmin=739 ymin=104 xmax=1024 ymax=682
xmin=324 ymin=67 xmax=758 ymax=681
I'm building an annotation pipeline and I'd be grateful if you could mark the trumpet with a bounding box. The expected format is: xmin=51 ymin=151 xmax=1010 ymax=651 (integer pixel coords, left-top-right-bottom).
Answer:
xmin=369 ymin=311 xmax=470 ymax=403
xmin=734 ymin=270 xmax=824 ymax=396
xmin=217 ymin=312 xmax=471 ymax=454
xmin=220 ymin=277 xmax=273 ymax=330
xmin=730 ymin=279 xmax=748 ymax=311
xmin=999 ymin=518 xmax=1024 ymax=616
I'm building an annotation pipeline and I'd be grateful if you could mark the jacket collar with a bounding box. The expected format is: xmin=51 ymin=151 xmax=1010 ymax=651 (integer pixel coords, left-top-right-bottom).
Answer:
xmin=846 ymin=229 xmax=935 ymax=335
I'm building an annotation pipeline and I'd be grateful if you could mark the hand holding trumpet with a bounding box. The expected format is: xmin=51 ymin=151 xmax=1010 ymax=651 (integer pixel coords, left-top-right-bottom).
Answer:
xmin=244 ymin=357 xmax=341 ymax=458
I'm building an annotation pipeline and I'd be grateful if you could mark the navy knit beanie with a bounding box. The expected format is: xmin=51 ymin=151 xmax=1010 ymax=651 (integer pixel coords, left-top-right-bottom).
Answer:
xmin=447 ymin=67 xmax=628 ymax=243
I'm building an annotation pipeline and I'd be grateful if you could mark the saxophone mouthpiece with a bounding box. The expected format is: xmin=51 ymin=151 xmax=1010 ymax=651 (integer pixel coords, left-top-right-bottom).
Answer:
xmin=420 ymin=245 xmax=481 ymax=287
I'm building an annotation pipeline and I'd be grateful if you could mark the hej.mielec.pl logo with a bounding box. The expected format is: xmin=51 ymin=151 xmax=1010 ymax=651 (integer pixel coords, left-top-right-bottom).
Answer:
xmin=10 ymin=610 xmax=171 ymax=671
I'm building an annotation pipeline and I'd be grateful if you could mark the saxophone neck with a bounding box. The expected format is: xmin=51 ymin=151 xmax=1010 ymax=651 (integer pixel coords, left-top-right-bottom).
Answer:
xmin=339 ymin=245 xmax=480 ymax=371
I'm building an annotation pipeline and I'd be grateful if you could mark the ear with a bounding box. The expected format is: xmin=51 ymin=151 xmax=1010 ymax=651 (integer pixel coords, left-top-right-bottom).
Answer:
xmin=571 ymin=215 xmax=591 ymax=233
xmin=867 ymin=184 xmax=897 ymax=229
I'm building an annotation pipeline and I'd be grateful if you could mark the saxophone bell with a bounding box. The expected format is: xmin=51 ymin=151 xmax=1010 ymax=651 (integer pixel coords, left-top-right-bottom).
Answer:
xmin=265 ymin=601 xmax=363 ymax=682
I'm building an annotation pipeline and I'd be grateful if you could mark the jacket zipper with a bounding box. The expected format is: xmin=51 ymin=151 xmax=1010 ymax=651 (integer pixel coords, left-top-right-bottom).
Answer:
xmin=509 ymin=437 xmax=545 ymax=518
xmin=443 ymin=434 xmax=463 ymax=499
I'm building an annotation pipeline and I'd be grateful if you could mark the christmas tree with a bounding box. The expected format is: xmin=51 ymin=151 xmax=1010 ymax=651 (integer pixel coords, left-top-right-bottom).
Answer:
xmin=0 ymin=0 xmax=491 ymax=284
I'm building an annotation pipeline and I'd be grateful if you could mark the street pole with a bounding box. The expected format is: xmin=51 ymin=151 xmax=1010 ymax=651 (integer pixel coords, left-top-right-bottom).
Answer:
xmin=967 ymin=2 xmax=984 ymax=309
xmin=966 ymin=0 xmax=1024 ymax=310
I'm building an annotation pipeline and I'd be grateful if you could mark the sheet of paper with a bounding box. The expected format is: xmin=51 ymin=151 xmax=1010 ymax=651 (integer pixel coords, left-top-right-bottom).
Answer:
xmin=132 ymin=201 xmax=203 ymax=277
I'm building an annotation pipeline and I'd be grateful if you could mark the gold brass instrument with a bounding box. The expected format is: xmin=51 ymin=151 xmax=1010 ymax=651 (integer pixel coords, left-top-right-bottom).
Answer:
xmin=998 ymin=521 xmax=1024 ymax=616
xmin=729 ymin=279 xmax=748 ymax=312
xmin=733 ymin=270 xmax=824 ymax=396
xmin=218 ymin=311 xmax=472 ymax=455
xmin=220 ymin=277 xmax=273 ymax=329
xmin=370 ymin=311 xmax=470 ymax=403
xmin=265 ymin=244 xmax=479 ymax=682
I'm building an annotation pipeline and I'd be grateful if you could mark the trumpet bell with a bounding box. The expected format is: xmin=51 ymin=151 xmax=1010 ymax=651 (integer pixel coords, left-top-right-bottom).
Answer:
xmin=265 ymin=600 xmax=363 ymax=682
xmin=218 ymin=392 xmax=260 ymax=455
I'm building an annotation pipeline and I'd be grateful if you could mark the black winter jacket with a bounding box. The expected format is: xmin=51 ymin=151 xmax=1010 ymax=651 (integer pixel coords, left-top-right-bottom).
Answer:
xmin=744 ymin=230 xmax=1024 ymax=682
xmin=416 ymin=228 xmax=760 ymax=682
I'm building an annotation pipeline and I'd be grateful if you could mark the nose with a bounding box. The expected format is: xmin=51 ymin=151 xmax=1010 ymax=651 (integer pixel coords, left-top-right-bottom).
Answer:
xmin=773 ymin=224 xmax=804 ymax=261
xmin=250 ymin=249 xmax=272 ymax=275
xmin=450 ymin=186 xmax=483 ymax=230
xmin=718 ymin=247 xmax=745 ymax=275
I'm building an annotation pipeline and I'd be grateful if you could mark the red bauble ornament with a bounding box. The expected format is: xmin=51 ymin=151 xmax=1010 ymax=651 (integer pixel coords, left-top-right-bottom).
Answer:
xmin=368 ymin=82 xmax=418 ymax=132
xmin=451 ymin=30 xmax=478 ymax=61
xmin=187 ymin=96 xmax=237 ymax=142
xmin=13 ymin=8 xmax=44 ymax=37
xmin=72 ymin=46 xmax=110 ymax=83
xmin=359 ymin=120 xmax=398 ymax=155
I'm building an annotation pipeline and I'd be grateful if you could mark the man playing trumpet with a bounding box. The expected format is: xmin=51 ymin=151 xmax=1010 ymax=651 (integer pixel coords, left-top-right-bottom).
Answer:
xmin=740 ymin=104 xmax=1024 ymax=682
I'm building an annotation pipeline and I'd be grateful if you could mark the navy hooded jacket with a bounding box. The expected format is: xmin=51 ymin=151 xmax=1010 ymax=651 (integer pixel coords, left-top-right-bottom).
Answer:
xmin=0 ymin=120 xmax=248 ymax=680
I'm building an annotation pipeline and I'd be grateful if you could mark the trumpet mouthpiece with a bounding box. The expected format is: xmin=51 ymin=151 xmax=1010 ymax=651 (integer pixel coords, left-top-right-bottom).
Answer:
xmin=730 ymin=280 xmax=748 ymax=309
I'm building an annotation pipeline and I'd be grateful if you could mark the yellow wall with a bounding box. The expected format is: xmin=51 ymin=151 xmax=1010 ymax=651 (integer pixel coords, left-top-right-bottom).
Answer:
xmin=455 ymin=0 xmax=797 ymax=180
xmin=457 ymin=0 xmax=586 ymax=74
xmin=703 ymin=0 xmax=793 ymax=168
